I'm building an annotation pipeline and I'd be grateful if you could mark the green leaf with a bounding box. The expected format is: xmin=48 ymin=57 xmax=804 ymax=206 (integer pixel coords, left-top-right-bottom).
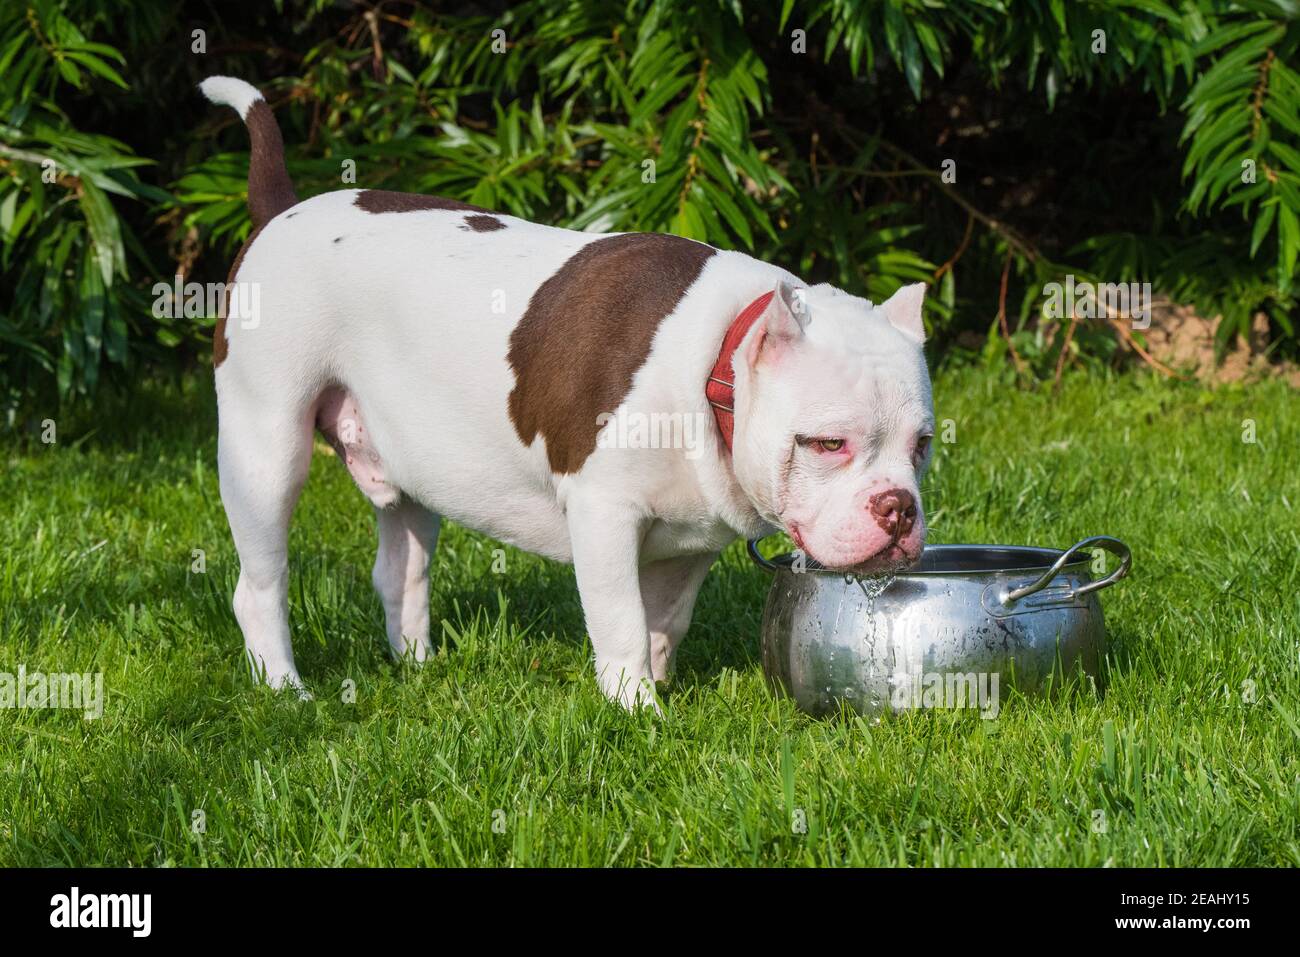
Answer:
xmin=1250 ymin=201 xmax=1277 ymax=258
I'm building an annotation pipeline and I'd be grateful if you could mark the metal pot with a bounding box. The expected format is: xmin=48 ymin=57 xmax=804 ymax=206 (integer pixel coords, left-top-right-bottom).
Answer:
xmin=749 ymin=537 xmax=1132 ymax=718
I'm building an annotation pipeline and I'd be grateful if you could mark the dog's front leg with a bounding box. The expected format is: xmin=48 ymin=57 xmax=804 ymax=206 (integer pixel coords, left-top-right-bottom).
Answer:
xmin=567 ymin=495 xmax=657 ymax=712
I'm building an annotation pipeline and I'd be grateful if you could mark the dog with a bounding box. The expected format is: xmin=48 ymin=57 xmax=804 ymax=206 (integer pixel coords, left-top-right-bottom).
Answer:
xmin=200 ymin=76 xmax=935 ymax=710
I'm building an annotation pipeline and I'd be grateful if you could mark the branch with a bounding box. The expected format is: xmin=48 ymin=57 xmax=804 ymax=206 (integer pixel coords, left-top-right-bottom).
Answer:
xmin=677 ymin=57 xmax=710 ymax=219
xmin=933 ymin=212 xmax=974 ymax=282
xmin=876 ymin=139 xmax=1040 ymax=263
xmin=793 ymin=91 xmax=1042 ymax=263
xmin=996 ymin=250 xmax=1027 ymax=376
xmin=1052 ymin=316 xmax=1078 ymax=392
xmin=1107 ymin=317 xmax=1184 ymax=379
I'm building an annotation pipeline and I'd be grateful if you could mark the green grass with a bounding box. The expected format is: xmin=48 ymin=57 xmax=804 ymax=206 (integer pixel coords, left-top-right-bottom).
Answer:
xmin=1 ymin=366 xmax=1297 ymax=866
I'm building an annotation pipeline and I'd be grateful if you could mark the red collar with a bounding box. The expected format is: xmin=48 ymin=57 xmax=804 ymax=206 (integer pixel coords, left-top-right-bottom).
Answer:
xmin=706 ymin=290 xmax=773 ymax=453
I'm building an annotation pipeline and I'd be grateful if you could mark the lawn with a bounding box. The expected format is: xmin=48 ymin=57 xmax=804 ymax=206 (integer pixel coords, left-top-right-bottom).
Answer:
xmin=1 ymin=366 xmax=1296 ymax=866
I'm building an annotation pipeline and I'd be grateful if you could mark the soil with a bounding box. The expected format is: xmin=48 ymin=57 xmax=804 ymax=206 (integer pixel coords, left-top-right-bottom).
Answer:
xmin=1138 ymin=298 xmax=1300 ymax=387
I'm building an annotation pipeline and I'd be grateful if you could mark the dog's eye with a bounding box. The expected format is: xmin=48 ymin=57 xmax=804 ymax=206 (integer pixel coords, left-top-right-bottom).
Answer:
xmin=794 ymin=435 xmax=847 ymax=454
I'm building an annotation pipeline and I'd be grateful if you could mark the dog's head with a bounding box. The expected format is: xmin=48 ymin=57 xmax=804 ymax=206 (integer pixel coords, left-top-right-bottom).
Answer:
xmin=731 ymin=281 xmax=934 ymax=574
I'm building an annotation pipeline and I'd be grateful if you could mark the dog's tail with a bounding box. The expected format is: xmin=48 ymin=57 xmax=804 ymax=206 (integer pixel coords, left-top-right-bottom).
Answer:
xmin=200 ymin=76 xmax=298 ymax=229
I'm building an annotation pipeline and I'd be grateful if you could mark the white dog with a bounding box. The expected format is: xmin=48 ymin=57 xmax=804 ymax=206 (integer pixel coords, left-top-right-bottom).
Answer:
xmin=200 ymin=76 xmax=935 ymax=710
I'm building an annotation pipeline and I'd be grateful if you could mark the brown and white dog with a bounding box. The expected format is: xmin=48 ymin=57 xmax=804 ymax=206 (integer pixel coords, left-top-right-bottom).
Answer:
xmin=201 ymin=76 xmax=935 ymax=710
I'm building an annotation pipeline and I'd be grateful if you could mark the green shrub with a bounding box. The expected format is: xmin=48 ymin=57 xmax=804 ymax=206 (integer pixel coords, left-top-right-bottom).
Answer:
xmin=2 ymin=0 xmax=1297 ymax=417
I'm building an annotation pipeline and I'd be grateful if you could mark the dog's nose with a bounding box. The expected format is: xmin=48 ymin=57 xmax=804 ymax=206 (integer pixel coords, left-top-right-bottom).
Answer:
xmin=869 ymin=488 xmax=917 ymax=538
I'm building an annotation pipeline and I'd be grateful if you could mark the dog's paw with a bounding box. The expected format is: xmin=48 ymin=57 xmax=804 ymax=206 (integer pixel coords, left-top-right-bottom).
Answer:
xmin=389 ymin=638 xmax=433 ymax=666
xmin=265 ymin=672 xmax=312 ymax=701
xmin=599 ymin=668 xmax=661 ymax=716
xmin=650 ymin=644 xmax=677 ymax=686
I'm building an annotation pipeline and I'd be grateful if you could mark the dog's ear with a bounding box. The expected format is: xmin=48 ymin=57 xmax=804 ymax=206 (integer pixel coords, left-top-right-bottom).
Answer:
xmin=746 ymin=281 xmax=808 ymax=365
xmin=880 ymin=283 xmax=927 ymax=343
xmin=771 ymin=281 xmax=811 ymax=336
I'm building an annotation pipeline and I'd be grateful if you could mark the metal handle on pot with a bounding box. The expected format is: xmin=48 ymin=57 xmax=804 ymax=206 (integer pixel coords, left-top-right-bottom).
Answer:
xmin=1002 ymin=535 xmax=1131 ymax=605
xmin=747 ymin=538 xmax=782 ymax=573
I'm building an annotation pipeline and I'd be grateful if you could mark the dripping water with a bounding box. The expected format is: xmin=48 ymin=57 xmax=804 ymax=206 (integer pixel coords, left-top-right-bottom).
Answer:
xmin=850 ymin=570 xmax=896 ymax=648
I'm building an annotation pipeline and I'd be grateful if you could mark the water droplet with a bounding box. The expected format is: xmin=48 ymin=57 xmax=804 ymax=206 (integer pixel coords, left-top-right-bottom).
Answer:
xmin=855 ymin=572 xmax=897 ymax=648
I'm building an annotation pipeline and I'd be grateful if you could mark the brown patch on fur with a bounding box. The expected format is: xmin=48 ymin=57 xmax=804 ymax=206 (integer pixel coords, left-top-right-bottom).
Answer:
xmin=354 ymin=190 xmax=490 ymax=215
xmin=507 ymin=233 xmax=716 ymax=473
xmin=462 ymin=214 xmax=506 ymax=232
xmin=244 ymin=100 xmax=298 ymax=229
xmin=213 ymin=224 xmax=265 ymax=368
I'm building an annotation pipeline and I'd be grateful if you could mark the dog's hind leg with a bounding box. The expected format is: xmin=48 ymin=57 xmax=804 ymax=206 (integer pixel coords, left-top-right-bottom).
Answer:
xmin=641 ymin=552 xmax=717 ymax=685
xmin=372 ymin=498 xmax=441 ymax=663
xmin=218 ymin=396 xmax=314 ymax=695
